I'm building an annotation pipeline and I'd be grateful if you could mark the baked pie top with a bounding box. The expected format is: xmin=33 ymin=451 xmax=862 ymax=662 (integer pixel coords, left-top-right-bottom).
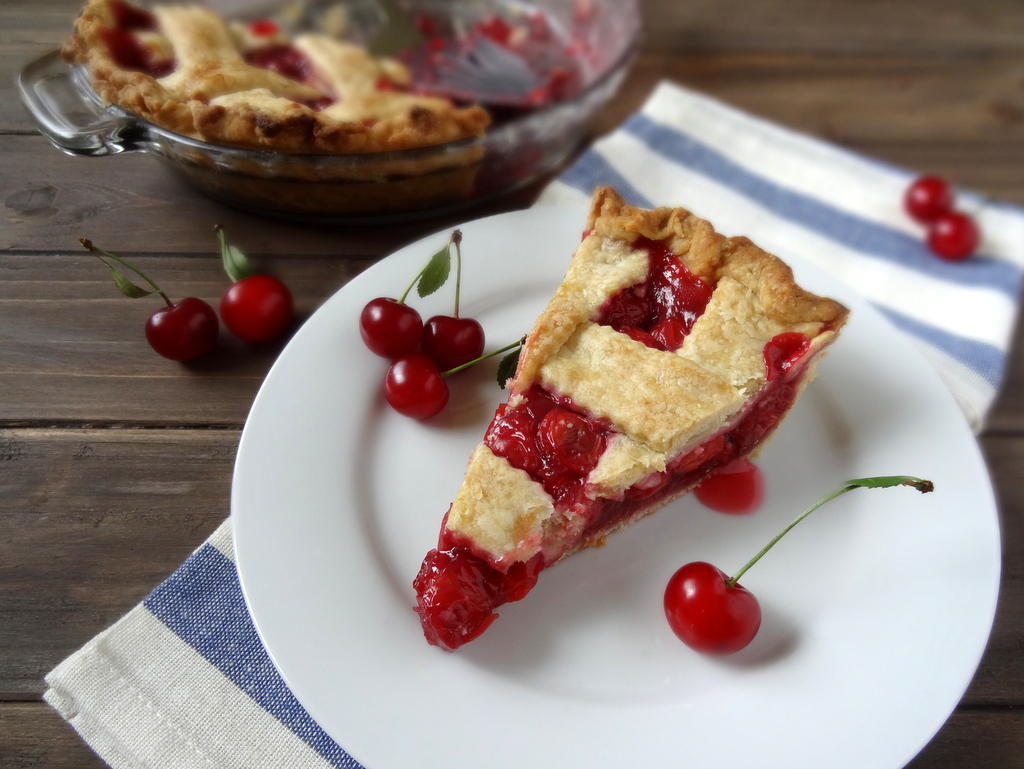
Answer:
xmin=414 ymin=187 xmax=848 ymax=650
xmin=61 ymin=0 xmax=490 ymax=153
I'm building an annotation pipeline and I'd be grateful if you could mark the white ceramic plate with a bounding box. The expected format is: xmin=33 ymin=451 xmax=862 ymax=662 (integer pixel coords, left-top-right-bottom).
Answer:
xmin=232 ymin=206 xmax=1000 ymax=769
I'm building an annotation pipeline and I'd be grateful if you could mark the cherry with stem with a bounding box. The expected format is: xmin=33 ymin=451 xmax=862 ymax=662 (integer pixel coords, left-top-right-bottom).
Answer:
xmin=664 ymin=475 xmax=934 ymax=655
xmin=215 ymin=226 xmax=294 ymax=343
xmin=360 ymin=232 xmax=460 ymax=359
xmin=385 ymin=337 xmax=525 ymax=419
xmin=81 ymin=238 xmax=219 ymax=361
xmin=421 ymin=230 xmax=486 ymax=371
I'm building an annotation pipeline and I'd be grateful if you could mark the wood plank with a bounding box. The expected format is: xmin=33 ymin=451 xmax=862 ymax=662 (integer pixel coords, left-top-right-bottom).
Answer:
xmin=0 ymin=253 xmax=372 ymax=425
xmin=1 ymin=703 xmax=107 ymax=769
xmin=966 ymin=435 xmax=1024 ymax=705
xmin=905 ymin=709 xmax=1024 ymax=768
xmin=595 ymin=53 xmax=1024 ymax=146
xmin=642 ymin=0 xmax=1024 ymax=56
xmin=985 ymin=311 xmax=1024 ymax=433
xmin=0 ymin=429 xmax=236 ymax=695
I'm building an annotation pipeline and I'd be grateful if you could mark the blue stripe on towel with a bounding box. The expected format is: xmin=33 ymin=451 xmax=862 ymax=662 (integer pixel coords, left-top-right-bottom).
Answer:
xmin=624 ymin=114 xmax=1023 ymax=299
xmin=874 ymin=305 xmax=1004 ymax=388
xmin=558 ymin=149 xmax=653 ymax=209
xmin=143 ymin=544 xmax=364 ymax=769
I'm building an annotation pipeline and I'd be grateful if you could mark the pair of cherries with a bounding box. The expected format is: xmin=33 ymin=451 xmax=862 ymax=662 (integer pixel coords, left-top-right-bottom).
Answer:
xmin=360 ymin=231 xmax=487 ymax=419
xmin=84 ymin=228 xmax=294 ymax=361
xmin=904 ymin=176 xmax=980 ymax=261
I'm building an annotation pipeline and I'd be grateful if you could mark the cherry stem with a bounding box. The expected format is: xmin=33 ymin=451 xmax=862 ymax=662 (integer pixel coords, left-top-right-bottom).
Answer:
xmin=80 ymin=238 xmax=174 ymax=308
xmin=441 ymin=336 xmax=526 ymax=377
xmin=725 ymin=476 xmax=934 ymax=588
xmin=452 ymin=229 xmax=463 ymax=318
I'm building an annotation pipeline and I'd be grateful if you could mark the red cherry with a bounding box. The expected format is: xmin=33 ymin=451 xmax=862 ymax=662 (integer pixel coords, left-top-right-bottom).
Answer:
xmin=220 ymin=274 xmax=294 ymax=343
xmin=109 ymin=0 xmax=157 ymax=31
xmin=536 ymin=407 xmax=603 ymax=474
xmin=421 ymin=316 xmax=486 ymax=371
xmin=648 ymin=317 xmax=689 ymax=351
xmin=904 ymin=175 xmax=954 ymax=223
xmin=485 ymin=404 xmax=541 ymax=473
xmin=248 ymin=18 xmax=279 ymax=36
xmin=384 ymin=353 xmax=449 ymax=419
xmin=927 ymin=211 xmax=980 ymax=261
xmin=144 ymin=297 xmax=219 ymax=361
xmin=360 ymin=298 xmax=423 ymax=358
xmin=694 ymin=458 xmax=765 ymax=515
xmin=664 ymin=561 xmax=761 ymax=654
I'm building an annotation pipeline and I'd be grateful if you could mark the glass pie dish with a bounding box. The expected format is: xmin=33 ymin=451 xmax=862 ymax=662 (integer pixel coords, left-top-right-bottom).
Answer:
xmin=18 ymin=0 xmax=641 ymax=224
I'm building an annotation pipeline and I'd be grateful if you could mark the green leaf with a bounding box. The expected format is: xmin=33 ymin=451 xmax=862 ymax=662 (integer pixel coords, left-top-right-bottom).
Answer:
xmin=217 ymin=227 xmax=253 ymax=283
xmin=416 ymin=243 xmax=451 ymax=298
xmin=844 ymin=476 xmax=934 ymax=493
xmin=103 ymin=260 xmax=153 ymax=298
xmin=496 ymin=347 xmax=521 ymax=389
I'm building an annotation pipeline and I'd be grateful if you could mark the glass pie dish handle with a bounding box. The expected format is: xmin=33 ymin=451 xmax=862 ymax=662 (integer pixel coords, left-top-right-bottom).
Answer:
xmin=18 ymin=51 xmax=148 ymax=157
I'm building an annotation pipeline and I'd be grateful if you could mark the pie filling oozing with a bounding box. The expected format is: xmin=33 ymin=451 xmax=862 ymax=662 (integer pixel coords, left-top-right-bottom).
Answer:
xmin=97 ymin=1 xmax=340 ymax=110
xmin=413 ymin=232 xmax=822 ymax=652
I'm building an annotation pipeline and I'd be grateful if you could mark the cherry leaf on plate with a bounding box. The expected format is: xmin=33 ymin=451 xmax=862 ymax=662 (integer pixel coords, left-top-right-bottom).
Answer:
xmin=497 ymin=347 xmax=521 ymax=389
xmin=416 ymin=244 xmax=451 ymax=298
xmin=843 ymin=476 xmax=935 ymax=493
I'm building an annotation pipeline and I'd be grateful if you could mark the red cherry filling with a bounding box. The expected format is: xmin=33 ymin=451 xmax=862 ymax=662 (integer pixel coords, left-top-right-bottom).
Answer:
xmin=484 ymin=386 xmax=609 ymax=509
xmin=248 ymin=19 xmax=279 ymax=37
xmin=595 ymin=237 xmax=713 ymax=351
xmin=764 ymin=332 xmax=811 ymax=381
xmin=537 ymin=407 xmax=604 ymax=475
xmin=414 ymin=331 xmax=813 ymax=650
xmin=109 ymin=0 xmax=157 ymax=31
xmin=414 ymin=546 xmax=544 ymax=652
xmin=241 ymin=45 xmax=336 ymax=110
xmin=244 ymin=44 xmax=313 ymax=82
xmin=100 ymin=27 xmax=175 ymax=78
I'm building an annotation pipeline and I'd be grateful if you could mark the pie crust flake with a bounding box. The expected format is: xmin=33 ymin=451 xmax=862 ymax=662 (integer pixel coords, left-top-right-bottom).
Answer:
xmin=61 ymin=0 xmax=490 ymax=153
xmin=414 ymin=187 xmax=849 ymax=651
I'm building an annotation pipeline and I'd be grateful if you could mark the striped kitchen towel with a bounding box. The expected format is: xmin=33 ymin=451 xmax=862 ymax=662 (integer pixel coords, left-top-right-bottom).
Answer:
xmin=44 ymin=81 xmax=1023 ymax=769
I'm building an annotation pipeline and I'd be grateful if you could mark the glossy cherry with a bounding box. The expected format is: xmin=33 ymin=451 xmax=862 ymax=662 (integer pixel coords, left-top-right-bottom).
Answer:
xmin=694 ymin=458 xmax=765 ymax=515
xmin=664 ymin=561 xmax=761 ymax=655
xmin=421 ymin=315 xmax=486 ymax=371
xmin=82 ymin=238 xmax=218 ymax=362
xmin=145 ymin=297 xmax=219 ymax=361
xmin=360 ymin=297 xmax=424 ymax=358
xmin=537 ymin=407 xmax=603 ymax=474
xmin=904 ymin=175 xmax=954 ymax=223
xmin=220 ymin=274 xmax=294 ymax=343
xmin=384 ymin=353 xmax=449 ymax=419
xmin=927 ymin=211 xmax=980 ymax=261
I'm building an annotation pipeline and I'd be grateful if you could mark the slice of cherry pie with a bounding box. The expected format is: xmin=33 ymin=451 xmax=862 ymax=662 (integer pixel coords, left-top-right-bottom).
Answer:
xmin=414 ymin=187 xmax=849 ymax=651
xmin=61 ymin=0 xmax=489 ymax=153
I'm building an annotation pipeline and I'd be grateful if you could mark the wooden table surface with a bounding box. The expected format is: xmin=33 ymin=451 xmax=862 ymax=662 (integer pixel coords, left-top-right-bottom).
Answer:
xmin=3 ymin=1 xmax=1023 ymax=767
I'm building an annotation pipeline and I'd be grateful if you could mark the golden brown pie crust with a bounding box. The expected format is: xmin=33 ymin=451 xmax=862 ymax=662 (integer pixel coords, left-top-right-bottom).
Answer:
xmin=61 ymin=0 xmax=490 ymax=153
xmin=446 ymin=187 xmax=849 ymax=566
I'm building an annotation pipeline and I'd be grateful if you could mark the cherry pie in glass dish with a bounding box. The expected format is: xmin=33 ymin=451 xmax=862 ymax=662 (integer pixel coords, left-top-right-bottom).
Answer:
xmin=18 ymin=0 xmax=640 ymax=222
xmin=414 ymin=187 xmax=849 ymax=651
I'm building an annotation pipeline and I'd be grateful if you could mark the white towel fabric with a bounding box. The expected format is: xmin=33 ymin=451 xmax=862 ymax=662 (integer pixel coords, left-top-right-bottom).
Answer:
xmin=44 ymin=81 xmax=1023 ymax=769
